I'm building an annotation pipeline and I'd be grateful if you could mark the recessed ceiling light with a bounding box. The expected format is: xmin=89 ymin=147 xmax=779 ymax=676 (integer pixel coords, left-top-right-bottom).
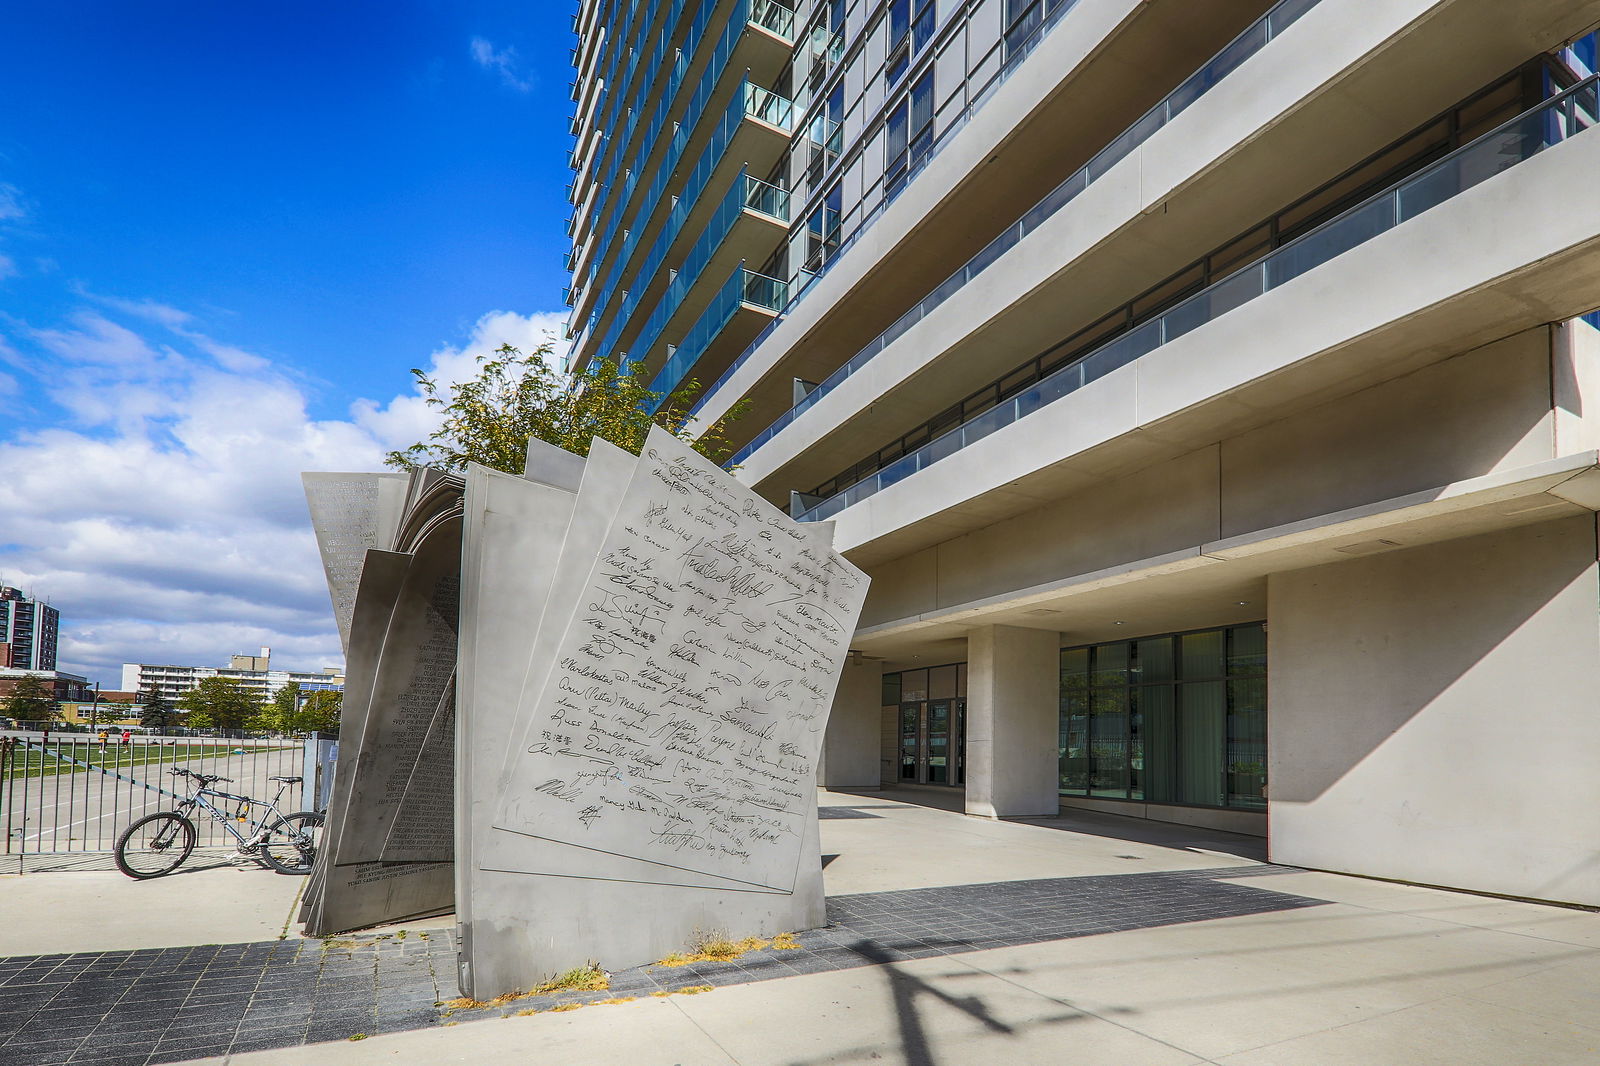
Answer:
xmin=1237 ymin=601 xmax=1249 ymax=606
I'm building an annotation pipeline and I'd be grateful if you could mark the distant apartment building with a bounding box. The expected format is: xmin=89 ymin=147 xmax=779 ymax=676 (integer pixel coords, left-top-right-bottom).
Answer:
xmin=565 ymin=0 xmax=1600 ymax=909
xmin=121 ymin=647 xmax=345 ymax=701
xmin=0 ymin=586 xmax=58 ymax=671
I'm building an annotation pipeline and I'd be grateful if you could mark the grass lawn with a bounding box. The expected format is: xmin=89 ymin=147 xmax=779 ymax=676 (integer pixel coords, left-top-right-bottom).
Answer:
xmin=2 ymin=742 xmax=298 ymax=781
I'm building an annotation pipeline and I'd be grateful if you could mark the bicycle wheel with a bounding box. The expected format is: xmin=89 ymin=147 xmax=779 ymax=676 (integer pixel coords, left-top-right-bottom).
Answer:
xmin=257 ymin=811 xmax=324 ymax=875
xmin=115 ymin=813 xmax=196 ymax=879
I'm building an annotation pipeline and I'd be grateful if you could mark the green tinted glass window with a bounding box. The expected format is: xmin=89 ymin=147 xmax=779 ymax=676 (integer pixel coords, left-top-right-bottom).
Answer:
xmin=1062 ymin=624 xmax=1265 ymax=809
xmin=1092 ymin=643 xmax=1129 ymax=687
xmin=1180 ymin=630 xmax=1225 ymax=680
xmin=1226 ymin=677 xmax=1267 ymax=809
xmin=1133 ymin=637 xmax=1174 ymax=683
xmin=1228 ymin=624 xmax=1267 ymax=676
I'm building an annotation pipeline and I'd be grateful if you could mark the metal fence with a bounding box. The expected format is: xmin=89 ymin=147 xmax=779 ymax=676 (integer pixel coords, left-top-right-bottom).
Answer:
xmin=1 ymin=733 xmax=333 ymax=862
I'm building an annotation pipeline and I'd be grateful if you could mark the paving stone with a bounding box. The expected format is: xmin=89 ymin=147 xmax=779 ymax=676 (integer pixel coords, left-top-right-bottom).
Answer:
xmin=0 ymin=867 xmax=1322 ymax=1065
xmin=66 ymin=1041 xmax=158 ymax=1065
xmin=225 ymin=1028 xmax=310 ymax=1054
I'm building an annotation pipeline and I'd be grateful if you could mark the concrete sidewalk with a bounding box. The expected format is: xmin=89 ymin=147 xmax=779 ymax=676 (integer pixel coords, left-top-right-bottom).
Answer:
xmin=0 ymin=857 xmax=309 ymax=956
xmin=3 ymin=789 xmax=1598 ymax=1065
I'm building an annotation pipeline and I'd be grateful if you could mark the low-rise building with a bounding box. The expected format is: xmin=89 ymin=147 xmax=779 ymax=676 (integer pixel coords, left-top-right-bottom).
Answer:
xmin=121 ymin=648 xmax=344 ymax=702
xmin=0 ymin=668 xmax=93 ymax=703
xmin=57 ymin=700 xmax=142 ymax=728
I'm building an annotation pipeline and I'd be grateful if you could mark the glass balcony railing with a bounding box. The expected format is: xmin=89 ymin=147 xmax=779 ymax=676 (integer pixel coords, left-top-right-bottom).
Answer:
xmin=588 ymin=83 xmax=795 ymax=368
xmin=729 ymin=0 xmax=1323 ymax=465
xmin=694 ymin=0 xmax=1326 ymax=424
xmin=585 ymin=0 xmax=719 ymax=279
xmin=614 ymin=169 xmax=791 ymax=375
xmin=751 ymin=0 xmax=796 ymax=39
xmin=650 ymin=266 xmax=790 ymax=405
xmin=790 ymin=75 xmax=1600 ymax=523
xmin=581 ymin=0 xmax=795 ymax=323
xmin=745 ymin=82 xmax=795 ymax=129
xmin=743 ymin=172 xmax=791 ymax=220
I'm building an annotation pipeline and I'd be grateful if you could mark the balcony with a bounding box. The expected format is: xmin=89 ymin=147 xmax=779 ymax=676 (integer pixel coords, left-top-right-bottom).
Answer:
xmin=571 ymin=0 xmax=795 ymax=340
xmin=791 ymin=78 xmax=1600 ymax=542
xmin=731 ymin=0 xmax=1600 ymax=505
xmin=614 ymin=170 xmax=790 ymax=378
xmin=575 ymin=81 xmax=795 ymax=372
xmin=687 ymin=0 xmax=1291 ymax=438
xmin=732 ymin=0 xmax=1319 ymax=468
xmin=649 ymin=266 xmax=789 ymax=406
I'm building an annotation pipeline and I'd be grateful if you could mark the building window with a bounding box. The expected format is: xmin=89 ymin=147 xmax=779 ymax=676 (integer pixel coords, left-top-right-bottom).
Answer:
xmin=805 ymin=0 xmax=847 ymax=96
xmin=886 ymin=0 xmax=934 ymax=86
xmin=806 ymin=84 xmax=845 ymax=190
xmin=1003 ymin=0 xmax=1072 ymax=58
xmin=885 ymin=70 xmax=933 ymax=199
xmin=805 ymin=180 xmax=842 ymax=273
xmin=1060 ymin=623 xmax=1266 ymax=810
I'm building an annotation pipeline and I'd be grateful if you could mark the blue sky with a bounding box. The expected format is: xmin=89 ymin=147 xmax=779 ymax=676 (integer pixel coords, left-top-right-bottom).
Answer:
xmin=0 ymin=3 xmax=575 ymax=685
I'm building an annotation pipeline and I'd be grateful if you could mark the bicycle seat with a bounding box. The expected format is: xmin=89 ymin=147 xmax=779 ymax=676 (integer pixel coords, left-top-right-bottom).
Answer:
xmin=268 ymin=775 xmax=302 ymax=784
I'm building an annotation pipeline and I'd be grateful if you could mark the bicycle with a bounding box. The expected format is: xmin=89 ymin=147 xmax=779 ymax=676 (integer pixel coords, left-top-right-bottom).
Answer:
xmin=113 ymin=767 xmax=324 ymax=879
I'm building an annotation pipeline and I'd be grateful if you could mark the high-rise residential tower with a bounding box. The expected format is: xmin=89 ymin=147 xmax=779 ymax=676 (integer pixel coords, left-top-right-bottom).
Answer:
xmin=565 ymin=0 xmax=1600 ymax=908
xmin=0 ymin=586 xmax=58 ymax=672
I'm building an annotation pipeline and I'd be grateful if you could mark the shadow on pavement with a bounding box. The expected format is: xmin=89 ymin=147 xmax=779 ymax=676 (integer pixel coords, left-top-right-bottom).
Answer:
xmin=829 ymin=787 xmax=1268 ymax=863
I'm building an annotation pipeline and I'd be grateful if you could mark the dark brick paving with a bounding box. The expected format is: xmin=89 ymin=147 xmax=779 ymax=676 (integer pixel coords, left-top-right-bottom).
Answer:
xmin=0 ymin=866 xmax=1321 ymax=1065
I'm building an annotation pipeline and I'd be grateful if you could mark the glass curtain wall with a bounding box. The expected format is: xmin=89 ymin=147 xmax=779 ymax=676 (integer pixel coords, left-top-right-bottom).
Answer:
xmin=1060 ymin=623 xmax=1265 ymax=810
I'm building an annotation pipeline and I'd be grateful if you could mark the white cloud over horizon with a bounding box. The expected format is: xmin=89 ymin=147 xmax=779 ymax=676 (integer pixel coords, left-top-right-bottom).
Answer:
xmin=0 ymin=301 xmax=567 ymax=687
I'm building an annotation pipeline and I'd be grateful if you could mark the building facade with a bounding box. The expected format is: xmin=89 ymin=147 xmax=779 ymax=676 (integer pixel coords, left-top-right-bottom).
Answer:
xmin=566 ymin=0 xmax=1600 ymax=908
xmin=0 ymin=668 xmax=94 ymax=705
xmin=121 ymin=648 xmax=344 ymax=701
xmin=0 ymin=586 xmax=59 ymax=672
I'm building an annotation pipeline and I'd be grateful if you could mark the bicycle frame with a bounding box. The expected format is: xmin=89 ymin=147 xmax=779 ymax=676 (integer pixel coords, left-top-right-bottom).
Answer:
xmin=174 ymin=779 xmax=296 ymax=849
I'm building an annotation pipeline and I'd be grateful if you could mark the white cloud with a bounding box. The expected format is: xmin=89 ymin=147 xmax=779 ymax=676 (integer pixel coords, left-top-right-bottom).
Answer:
xmin=469 ymin=37 xmax=536 ymax=93
xmin=0 ymin=302 xmax=565 ymax=686
xmin=0 ymin=254 xmax=16 ymax=281
xmin=0 ymin=184 xmax=25 ymax=222
xmin=351 ymin=309 xmax=565 ymax=451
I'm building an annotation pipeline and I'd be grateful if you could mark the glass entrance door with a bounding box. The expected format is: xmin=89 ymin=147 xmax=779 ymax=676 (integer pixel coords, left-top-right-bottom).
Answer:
xmin=926 ymin=700 xmax=950 ymax=784
xmin=899 ymin=704 xmax=919 ymax=782
xmin=898 ymin=698 xmax=966 ymax=786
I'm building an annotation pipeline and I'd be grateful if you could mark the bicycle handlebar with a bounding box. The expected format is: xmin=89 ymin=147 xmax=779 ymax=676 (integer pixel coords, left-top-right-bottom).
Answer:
xmin=168 ymin=767 xmax=232 ymax=784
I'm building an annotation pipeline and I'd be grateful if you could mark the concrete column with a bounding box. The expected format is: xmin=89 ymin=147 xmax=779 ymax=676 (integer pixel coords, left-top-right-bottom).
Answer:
xmin=820 ymin=660 xmax=884 ymax=788
xmin=965 ymin=625 xmax=1060 ymax=818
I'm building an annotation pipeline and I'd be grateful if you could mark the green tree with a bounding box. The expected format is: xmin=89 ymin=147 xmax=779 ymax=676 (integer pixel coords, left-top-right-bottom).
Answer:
xmin=385 ymin=342 xmax=750 ymax=474
xmin=298 ymin=690 xmax=342 ymax=735
xmin=2 ymin=675 xmax=59 ymax=723
xmin=138 ymin=687 xmax=177 ymax=733
xmin=176 ymin=677 xmax=262 ymax=732
xmin=262 ymin=681 xmax=301 ymax=733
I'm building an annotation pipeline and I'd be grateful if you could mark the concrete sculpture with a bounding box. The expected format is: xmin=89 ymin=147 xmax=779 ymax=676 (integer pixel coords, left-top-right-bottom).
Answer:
xmin=302 ymin=428 xmax=869 ymax=996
